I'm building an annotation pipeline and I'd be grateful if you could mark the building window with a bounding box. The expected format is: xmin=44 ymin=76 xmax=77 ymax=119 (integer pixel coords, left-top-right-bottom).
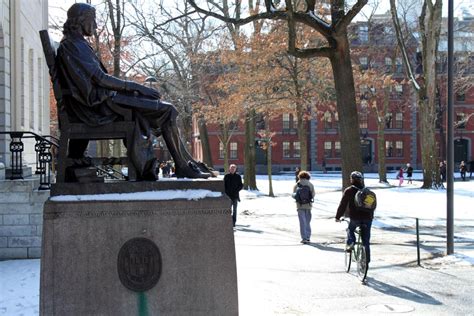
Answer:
xmin=385 ymin=57 xmax=392 ymax=72
xmin=283 ymin=113 xmax=290 ymax=129
xmin=396 ymin=57 xmax=403 ymax=73
xmin=21 ymin=38 xmax=25 ymax=128
xmin=395 ymin=141 xmax=403 ymax=157
xmin=293 ymin=142 xmax=301 ymax=158
xmin=385 ymin=141 xmax=394 ymax=157
xmin=456 ymin=92 xmax=466 ymax=102
xmin=359 ymin=112 xmax=368 ymax=129
xmin=385 ymin=113 xmax=393 ymax=129
xmin=37 ymin=57 xmax=43 ymax=132
xmin=323 ymin=111 xmax=333 ymax=129
xmin=29 ymin=49 xmax=35 ymax=130
xmin=324 ymin=141 xmax=332 ymax=158
xmin=359 ymin=57 xmax=368 ymax=70
xmin=395 ymin=112 xmax=403 ymax=129
xmin=335 ymin=141 xmax=341 ymax=158
xmin=230 ymin=142 xmax=238 ymax=159
xmin=256 ymin=114 xmax=265 ymax=130
xmin=456 ymin=113 xmax=466 ymax=129
xmin=283 ymin=142 xmax=291 ymax=158
xmin=219 ymin=142 xmax=225 ymax=159
xmin=359 ymin=25 xmax=368 ymax=43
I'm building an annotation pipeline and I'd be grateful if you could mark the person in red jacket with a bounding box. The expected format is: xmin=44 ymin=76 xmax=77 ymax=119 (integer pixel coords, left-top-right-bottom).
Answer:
xmin=335 ymin=171 xmax=374 ymax=264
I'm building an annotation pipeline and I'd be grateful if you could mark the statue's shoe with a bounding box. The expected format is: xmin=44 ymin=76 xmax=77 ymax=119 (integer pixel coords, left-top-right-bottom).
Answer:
xmin=175 ymin=164 xmax=211 ymax=179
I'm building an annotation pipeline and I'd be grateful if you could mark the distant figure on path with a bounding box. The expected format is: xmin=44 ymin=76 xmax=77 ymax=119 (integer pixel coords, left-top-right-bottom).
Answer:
xmin=439 ymin=161 xmax=447 ymax=183
xmin=294 ymin=166 xmax=301 ymax=182
xmin=397 ymin=167 xmax=404 ymax=187
xmin=224 ymin=164 xmax=243 ymax=228
xmin=460 ymin=161 xmax=467 ymax=181
xmin=292 ymin=171 xmax=315 ymax=244
xmin=406 ymin=163 xmax=413 ymax=184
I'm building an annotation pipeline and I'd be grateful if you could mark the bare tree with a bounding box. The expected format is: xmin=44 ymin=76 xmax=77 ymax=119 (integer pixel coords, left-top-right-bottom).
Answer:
xmin=127 ymin=0 xmax=223 ymax=166
xmin=390 ymin=0 xmax=443 ymax=188
xmin=189 ymin=0 xmax=369 ymax=188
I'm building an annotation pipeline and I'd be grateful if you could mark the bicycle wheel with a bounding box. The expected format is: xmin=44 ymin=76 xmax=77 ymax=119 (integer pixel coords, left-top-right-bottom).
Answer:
xmin=345 ymin=248 xmax=352 ymax=272
xmin=357 ymin=244 xmax=368 ymax=283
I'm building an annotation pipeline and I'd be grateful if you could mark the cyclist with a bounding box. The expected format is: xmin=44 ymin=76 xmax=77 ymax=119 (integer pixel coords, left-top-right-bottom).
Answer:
xmin=335 ymin=171 xmax=374 ymax=265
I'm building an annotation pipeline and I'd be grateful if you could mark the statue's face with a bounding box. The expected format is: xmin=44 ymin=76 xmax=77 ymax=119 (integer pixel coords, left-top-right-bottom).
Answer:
xmin=82 ymin=11 xmax=97 ymax=36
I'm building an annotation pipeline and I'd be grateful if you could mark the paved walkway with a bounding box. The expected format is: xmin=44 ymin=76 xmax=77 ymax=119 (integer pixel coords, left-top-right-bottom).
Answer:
xmin=235 ymin=212 xmax=474 ymax=315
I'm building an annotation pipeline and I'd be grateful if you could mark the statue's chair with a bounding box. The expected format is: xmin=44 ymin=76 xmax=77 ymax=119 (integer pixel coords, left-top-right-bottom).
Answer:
xmin=39 ymin=30 xmax=137 ymax=182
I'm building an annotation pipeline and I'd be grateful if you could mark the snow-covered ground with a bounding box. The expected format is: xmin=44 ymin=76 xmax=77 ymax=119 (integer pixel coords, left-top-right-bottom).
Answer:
xmin=1 ymin=172 xmax=473 ymax=315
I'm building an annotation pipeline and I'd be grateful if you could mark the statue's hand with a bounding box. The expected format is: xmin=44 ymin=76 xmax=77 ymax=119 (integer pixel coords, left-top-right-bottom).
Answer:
xmin=137 ymin=85 xmax=161 ymax=99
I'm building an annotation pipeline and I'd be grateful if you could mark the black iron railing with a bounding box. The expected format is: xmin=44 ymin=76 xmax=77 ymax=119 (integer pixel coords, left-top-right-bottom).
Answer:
xmin=0 ymin=131 xmax=58 ymax=190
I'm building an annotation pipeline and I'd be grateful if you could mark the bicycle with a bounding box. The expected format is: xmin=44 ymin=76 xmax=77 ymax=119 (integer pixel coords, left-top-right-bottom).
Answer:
xmin=341 ymin=219 xmax=369 ymax=284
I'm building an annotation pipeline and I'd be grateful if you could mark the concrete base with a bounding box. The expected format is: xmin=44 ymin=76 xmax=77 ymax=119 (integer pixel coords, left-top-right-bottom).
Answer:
xmin=5 ymin=166 xmax=32 ymax=179
xmin=40 ymin=187 xmax=238 ymax=315
xmin=0 ymin=162 xmax=5 ymax=180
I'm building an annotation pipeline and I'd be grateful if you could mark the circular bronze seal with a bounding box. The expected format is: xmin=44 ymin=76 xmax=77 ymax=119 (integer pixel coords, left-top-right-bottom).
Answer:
xmin=117 ymin=237 xmax=162 ymax=292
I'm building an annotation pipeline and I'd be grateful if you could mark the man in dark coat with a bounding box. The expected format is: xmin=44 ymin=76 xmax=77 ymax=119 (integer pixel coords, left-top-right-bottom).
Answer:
xmin=57 ymin=3 xmax=210 ymax=179
xmin=224 ymin=164 xmax=243 ymax=227
xmin=335 ymin=171 xmax=375 ymax=264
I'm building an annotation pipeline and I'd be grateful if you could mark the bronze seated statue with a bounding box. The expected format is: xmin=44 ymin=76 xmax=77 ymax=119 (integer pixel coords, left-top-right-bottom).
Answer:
xmin=47 ymin=3 xmax=212 ymax=182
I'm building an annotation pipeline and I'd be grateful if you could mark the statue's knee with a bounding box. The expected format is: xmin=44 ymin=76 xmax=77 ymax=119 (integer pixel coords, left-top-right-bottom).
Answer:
xmin=161 ymin=101 xmax=178 ymax=120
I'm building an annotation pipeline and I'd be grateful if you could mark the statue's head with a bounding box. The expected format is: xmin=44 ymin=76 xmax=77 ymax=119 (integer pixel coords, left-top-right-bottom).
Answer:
xmin=63 ymin=3 xmax=96 ymax=37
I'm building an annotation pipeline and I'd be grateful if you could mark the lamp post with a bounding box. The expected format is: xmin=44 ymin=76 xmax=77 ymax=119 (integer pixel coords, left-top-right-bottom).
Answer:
xmin=145 ymin=76 xmax=158 ymax=88
xmin=446 ymin=0 xmax=454 ymax=255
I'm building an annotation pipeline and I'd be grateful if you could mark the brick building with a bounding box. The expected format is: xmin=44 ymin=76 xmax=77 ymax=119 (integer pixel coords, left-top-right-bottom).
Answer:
xmin=193 ymin=12 xmax=474 ymax=174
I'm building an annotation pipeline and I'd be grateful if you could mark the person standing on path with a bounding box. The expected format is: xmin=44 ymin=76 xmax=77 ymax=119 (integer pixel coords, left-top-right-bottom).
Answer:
xmin=294 ymin=166 xmax=301 ymax=182
xmin=397 ymin=167 xmax=404 ymax=187
xmin=224 ymin=164 xmax=243 ymax=228
xmin=335 ymin=171 xmax=375 ymax=264
xmin=292 ymin=171 xmax=315 ymax=244
xmin=406 ymin=163 xmax=413 ymax=184
xmin=460 ymin=161 xmax=467 ymax=181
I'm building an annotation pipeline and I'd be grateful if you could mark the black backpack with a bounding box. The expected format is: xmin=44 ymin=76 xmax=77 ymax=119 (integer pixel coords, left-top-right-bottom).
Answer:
xmin=352 ymin=185 xmax=377 ymax=211
xmin=294 ymin=183 xmax=313 ymax=204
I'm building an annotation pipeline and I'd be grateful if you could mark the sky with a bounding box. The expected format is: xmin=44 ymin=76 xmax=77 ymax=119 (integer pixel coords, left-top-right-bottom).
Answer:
xmin=1 ymin=172 xmax=473 ymax=315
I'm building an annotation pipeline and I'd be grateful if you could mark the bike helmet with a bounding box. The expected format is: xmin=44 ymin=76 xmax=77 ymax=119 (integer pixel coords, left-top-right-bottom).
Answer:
xmin=350 ymin=171 xmax=363 ymax=180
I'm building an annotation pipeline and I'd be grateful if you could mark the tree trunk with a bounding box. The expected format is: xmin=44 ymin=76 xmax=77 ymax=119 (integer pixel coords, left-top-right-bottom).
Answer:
xmin=418 ymin=1 xmax=442 ymax=189
xmin=197 ymin=117 xmax=213 ymax=167
xmin=418 ymin=95 xmax=437 ymax=188
xmin=296 ymin=102 xmax=308 ymax=170
xmin=244 ymin=109 xmax=257 ymax=190
xmin=220 ymin=126 xmax=231 ymax=172
xmin=329 ymin=34 xmax=363 ymax=189
xmin=267 ymin=139 xmax=274 ymax=197
xmin=376 ymin=124 xmax=387 ymax=183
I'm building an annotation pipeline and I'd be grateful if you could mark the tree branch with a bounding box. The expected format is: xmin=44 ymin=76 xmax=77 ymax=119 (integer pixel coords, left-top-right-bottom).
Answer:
xmin=188 ymin=0 xmax=332 ymax=37
xmin=334 ymin=0 xmax=368 ymax=32
xmin=288 ymin=47 xmax=333 ymax=59
xmin=389 ymin=0 xmax=420 ymax=90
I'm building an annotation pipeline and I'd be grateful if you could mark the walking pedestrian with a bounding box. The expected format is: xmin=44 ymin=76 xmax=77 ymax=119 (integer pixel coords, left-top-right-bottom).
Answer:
xmin=397 ymin=167 xmax=404 ymax=187
xmin=224 ymin=164 xmax=243 ymax=228
xmin=406 ymin=163 xmax=413 ymax=184
xmin=292 ymin=171 xmax=315 ymax=244
xmin=460 ymin=161 xmax=467 ymax=181
xmin=294 ymin=167 xmax=301 ymax=182
xmin=439 ymin=161 xmax=447 ymax=183
xmin=470 ymin=160 xmax=474 ymax=179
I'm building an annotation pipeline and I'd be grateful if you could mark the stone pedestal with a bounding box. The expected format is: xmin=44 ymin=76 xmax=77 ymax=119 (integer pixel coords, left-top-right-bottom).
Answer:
xmin=40 ymin=181 xmax=238 ymax=316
